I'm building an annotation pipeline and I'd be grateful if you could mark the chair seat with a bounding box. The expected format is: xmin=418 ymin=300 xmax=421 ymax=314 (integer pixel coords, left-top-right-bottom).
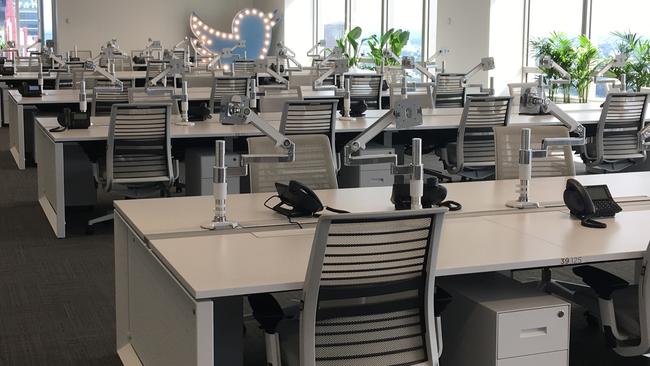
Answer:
xmin=613 ymin=285 xmax=641 ymax=339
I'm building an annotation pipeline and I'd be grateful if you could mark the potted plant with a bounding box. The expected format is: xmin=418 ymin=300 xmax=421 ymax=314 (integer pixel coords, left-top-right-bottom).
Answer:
xmin=530 ymin=32 xmax=576 ymax=102
xmin=335 ymin=26 xmax=364 ymax=68
xmin=609 ymin=32 xmax=650 ymax=92
xmin=571 ymin=35 xmax=600 ymax=103
xmin=365 ymin=28 xmax=410 ymax=68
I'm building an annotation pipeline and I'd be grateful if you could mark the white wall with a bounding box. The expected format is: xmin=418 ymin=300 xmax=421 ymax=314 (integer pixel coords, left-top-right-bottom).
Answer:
xmin=435 ymin=0 xmax=491 ymax=84
xmin=55 ymin=0 xmax=268 ymax=54
xmin=489 ymin=0 xmax=525 ymax=96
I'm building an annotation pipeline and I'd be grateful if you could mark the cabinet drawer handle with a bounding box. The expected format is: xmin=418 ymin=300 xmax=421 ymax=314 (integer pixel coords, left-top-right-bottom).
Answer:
xmin=520 ymin=327 xmax=547 ymax=338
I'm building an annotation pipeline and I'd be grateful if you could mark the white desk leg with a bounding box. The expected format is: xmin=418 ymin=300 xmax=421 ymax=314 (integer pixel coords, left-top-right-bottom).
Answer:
xmin=115 ymin=212 xmax=131 ymax=355
xmin=9 ymin=100 xmax=25 ymax=170
xmin=0 ymin=83 xmax=7 ymax=127
xmin=36 ymin=124 xmax=66 ymax=238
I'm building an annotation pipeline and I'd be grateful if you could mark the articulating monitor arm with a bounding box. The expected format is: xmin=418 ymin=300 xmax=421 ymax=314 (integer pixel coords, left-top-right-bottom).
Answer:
xmin=538 ymin=55 xmax=571 ymax=85
xmin=206 ymin=41 xmax=246 ymax=71
xmin=463 ymin=57 xmax=495 ymax=84
xmin=202 ymin=95 xmax=295 ymax=230
xmin=84 ymin=60 xmax=124 ymax=89
xmin=307 ymin=40 xmax=327 ymax=60
xmin=276 ymin=42 xmax=302 ymax=71
xmin=344 ymin=99 xmax=425 ymax=209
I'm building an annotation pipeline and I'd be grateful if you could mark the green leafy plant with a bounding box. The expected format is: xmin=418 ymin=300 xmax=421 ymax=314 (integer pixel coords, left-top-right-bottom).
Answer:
xmin=571 ymin=35 xmax=600 ymax=103
xmin=365 ymin=28 xmax=410 ymax=67
xmin=530 ymin=32 xmax=576 ymax=102
xmin=335 ymin=26 xmax=364 ymax=67
xmin=609 ymin=32 xmax=650 ymax=91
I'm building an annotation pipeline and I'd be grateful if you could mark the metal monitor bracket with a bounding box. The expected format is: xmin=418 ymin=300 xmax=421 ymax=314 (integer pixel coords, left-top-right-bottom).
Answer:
xmin=463 ymin=57 xmax=496 ymax=95
xmin=506 ymin=95 xmax=586 ymax=209
xmin=344 ymin=99 xmax=425 ymax=209
xmin=275 ymin=42 xmax=302 ymax=72
xmin=312 ymin=47 xmax=348 ymax=93
xmin=253 ymin=60 xmax=290 ymax=89
xmin=206 ymin=41 xmax=246 ymax=71
xmin=307 ymin=39 xmax=327 ymax=62
xmin=202 ymin=95 xmax=295 ymax=230
xmin=594 ymin=53 xmax=628 ymax=92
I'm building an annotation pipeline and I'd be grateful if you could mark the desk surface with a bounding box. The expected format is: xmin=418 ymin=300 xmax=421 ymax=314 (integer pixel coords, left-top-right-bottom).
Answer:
xmin=10 ymin=87 xmax=212 ymax=105
xmin=36 ymin=104 xmax=618 ymax=144
xmin=114 ymin=172 xmax=650 ymax=241
xmin=148 ymin=207 xmax=650 ymax=299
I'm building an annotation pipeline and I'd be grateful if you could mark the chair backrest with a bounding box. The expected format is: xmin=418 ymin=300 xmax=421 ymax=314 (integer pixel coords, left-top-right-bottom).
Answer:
xmin=209 ymin=76 xmax=250 ymax=112
xmin=106 ymin=104 xmax=174 ymax=190
xmin=128 ymin=88 xmax=179 ymax=115
xmin=92 ymin=84 xmax=131 ymax=116
xmin=347 ymin=74 xmax=383 ymax=109
xmin=595 ymin=92 xmax=649 ymax=163
xmin=494 ymin=126 xmax=576 ymax=180
xmin=300 ymin=208 xmax=447 ymax=366
xmin=507 ymin=82 xmax=536 ymax=107
xmin=232 ymin=60 xmax=256 ymax=77
xmin=433 ymin=73 xmax=465 ymax=108
xmin=114 ymin=57 xmax=133 ymax=72
xmin=280 ymin=100 xmax=338 ymax=151
xmin=69 ymin=50 xmax=92 ymax=60
xmin=146 ymin=60 xmax=170 ymax=86
xmin=455 ymin=96 xmax=512 ymax=171
xmin=247 ymin=134 xmax=338 ymax=193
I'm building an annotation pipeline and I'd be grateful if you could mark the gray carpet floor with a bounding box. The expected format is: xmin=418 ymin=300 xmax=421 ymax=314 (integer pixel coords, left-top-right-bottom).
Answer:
xmin=0 ymin=125 xmax=648 ymax=365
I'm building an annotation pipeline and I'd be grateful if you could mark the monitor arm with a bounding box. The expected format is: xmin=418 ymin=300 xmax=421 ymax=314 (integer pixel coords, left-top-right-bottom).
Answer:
xmin=202 ymin=95 xmax=295 ymax=230
xmin=206 ymin=41 xmax=246 ymax=71
xmin=254 ymin=60 xmax=290 ymax=89
xmin=344 ymin=99 xmax=426 ymax=209
xmin=142 ymin=39 xmax=163 ymax=59
xmin=507 ymin=95 xmax=586 ymax=209
xmin=462 ymin=57 xmax=496 ymax=94
xmin=276 ymin=42 xmax=302 ymax=71
xmin=538 ymin=55 xmax=571 ymax=85
xmin=383 ymin=49 xmax=437 ymax=82
xmin=307 ymin=39 xmax=327 ymax=60
xmin=312 ymin=47 xmax=348 ymax=92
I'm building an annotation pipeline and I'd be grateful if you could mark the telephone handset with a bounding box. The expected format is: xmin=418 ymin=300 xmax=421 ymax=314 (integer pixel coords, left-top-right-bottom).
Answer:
xmin=563 ymin=179 xmax=622 ymax=229
xmin=270 ymin=180 xmax=349 ymax=218
xmin=49 ymin=107 xmax=91 ymax=132
xmin=391 ymin=177 xmax=462 ymax=211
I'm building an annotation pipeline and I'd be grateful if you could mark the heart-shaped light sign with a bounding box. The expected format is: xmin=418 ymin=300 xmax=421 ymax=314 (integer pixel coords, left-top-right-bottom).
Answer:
xmin=189 ymin=9 xmax=280 ymax=67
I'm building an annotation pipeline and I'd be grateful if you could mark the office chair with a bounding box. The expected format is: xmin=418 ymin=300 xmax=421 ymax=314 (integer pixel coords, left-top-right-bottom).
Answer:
xmin=88 ymin=104 xmax=177 ymax=229
xmin=581 ymin=92 xmax=649 ymax=172
xmin=69 ymin=49 xmax=92 ymax=60
xmin=145 ymin=59 xmax=172 ymax=87
xmin=572 ymin=241 xmax=650 ymax=357
xmin=279 ymin=100 xmax=338 ymax=156
xmin=440 ymin=96 xmax=512 ymax=180
xmin=232 ymin=59 xmax=257 ymax=77
xmin=494 ymin=125 xmax=576 ymax=180
xmin=249 ymin=208 xmax=447 ymax=366
xmin=247 ymin=134 xmax=338 ymax=193
xmin=347 ymin=73 xmax=383 ymax=109
xmin=208 ymin=76 xmax=250 ymax=113
xmin=128 ymin=88 xmax=180 ymax=115
xmin=91 ymin=81 xmax=131 ymax=116
xmin=433 ymin=73 xmax=466 ymax=108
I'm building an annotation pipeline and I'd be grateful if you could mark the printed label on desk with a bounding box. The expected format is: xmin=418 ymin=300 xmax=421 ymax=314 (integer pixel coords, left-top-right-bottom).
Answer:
xmin=560 ymin=257 xmax=583 ymax=265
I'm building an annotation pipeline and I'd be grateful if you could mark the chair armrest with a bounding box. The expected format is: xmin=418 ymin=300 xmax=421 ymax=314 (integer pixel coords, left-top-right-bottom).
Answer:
xmin=434 ymin=288 xmax=453 ymax=317
xmin=573 ymin=265 xmax=629 ymax=300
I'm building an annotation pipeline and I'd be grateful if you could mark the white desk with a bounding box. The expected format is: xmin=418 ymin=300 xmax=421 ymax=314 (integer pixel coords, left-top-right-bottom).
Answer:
xmin=113 ymin=176 xmax=650 ymax=365
xmin=7 ymin=87 xmax=214 ymax=169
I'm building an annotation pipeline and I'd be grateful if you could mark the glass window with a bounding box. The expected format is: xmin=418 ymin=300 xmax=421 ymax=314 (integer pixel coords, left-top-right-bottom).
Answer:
xmin=0 ymin=0 xmax=55 ymax=55
xmin=387 ymin=0 xmax=423 ymax=60
xmin=427 ymin=0 xmax=437 ymax=59
xmin=350 ymin=0 xmax=382 ymax=58
xmin=317 ymin=0 xmax=345 ymax=49
xmin=42 ymin=0 xmax=53 ymax=42
xmin=285 ymin=0 xmax=314 ymax=65
xmin=527 ymin=0 xmax=583 ymax=65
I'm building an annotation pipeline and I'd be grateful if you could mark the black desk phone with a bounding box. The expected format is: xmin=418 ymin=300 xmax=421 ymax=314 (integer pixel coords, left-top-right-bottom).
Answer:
xmin=563 ymin=178 xmax=622 ymax=229
xmin=49 ymin=108 xmax=91 ymax=132
xmin=269 ymin=181 xmax=348 ymax=218
xmin=18 ymin=82 xmax=41 ymax=97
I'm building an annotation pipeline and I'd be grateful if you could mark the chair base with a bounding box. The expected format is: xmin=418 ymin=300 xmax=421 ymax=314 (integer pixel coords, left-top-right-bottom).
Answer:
xmin=87 ymin=212 xmax=114 ymax=232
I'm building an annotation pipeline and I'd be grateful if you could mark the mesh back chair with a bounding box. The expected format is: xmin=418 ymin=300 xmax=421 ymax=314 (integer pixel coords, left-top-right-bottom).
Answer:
xmin=582 ymin=92 xmax=649 ymax=172
xmin=494 ymin=126 xmax=576 ymax=180
xmin=128 ymin=88 xmax=179 ymax=115
xmin=247 ymin=134 xmax=338 ymax=193
xmin=209 ymin=76 xmax=250 ymax=113
xmin=442 ymin=96 xmax=512 ymax=180
xmin=280 ymin=100 xmax=338 ymax=154
xmin=273 ymin=208 xmax=447 ymax=366
xmin=347 ymin=74 xmax=383 ymax=109
xmin=433 ymin=73 xmax=465 ymax=108
xmin=145 ymin=60 xmax=171 ymax=86
xmin=233 ymin=59 xmax=256 ymax=77
xmin=91 ymin=81 xmax=132 ymax=116
xmin=572 ymin=241 xmax=650 ymax=357
xmin=113 ymin=57 xmax=133 ymax=72
xmin=88 ymin=104 xmax=176 ymax=229
xmin=69 ymin=50 xmax=92 ymax=60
